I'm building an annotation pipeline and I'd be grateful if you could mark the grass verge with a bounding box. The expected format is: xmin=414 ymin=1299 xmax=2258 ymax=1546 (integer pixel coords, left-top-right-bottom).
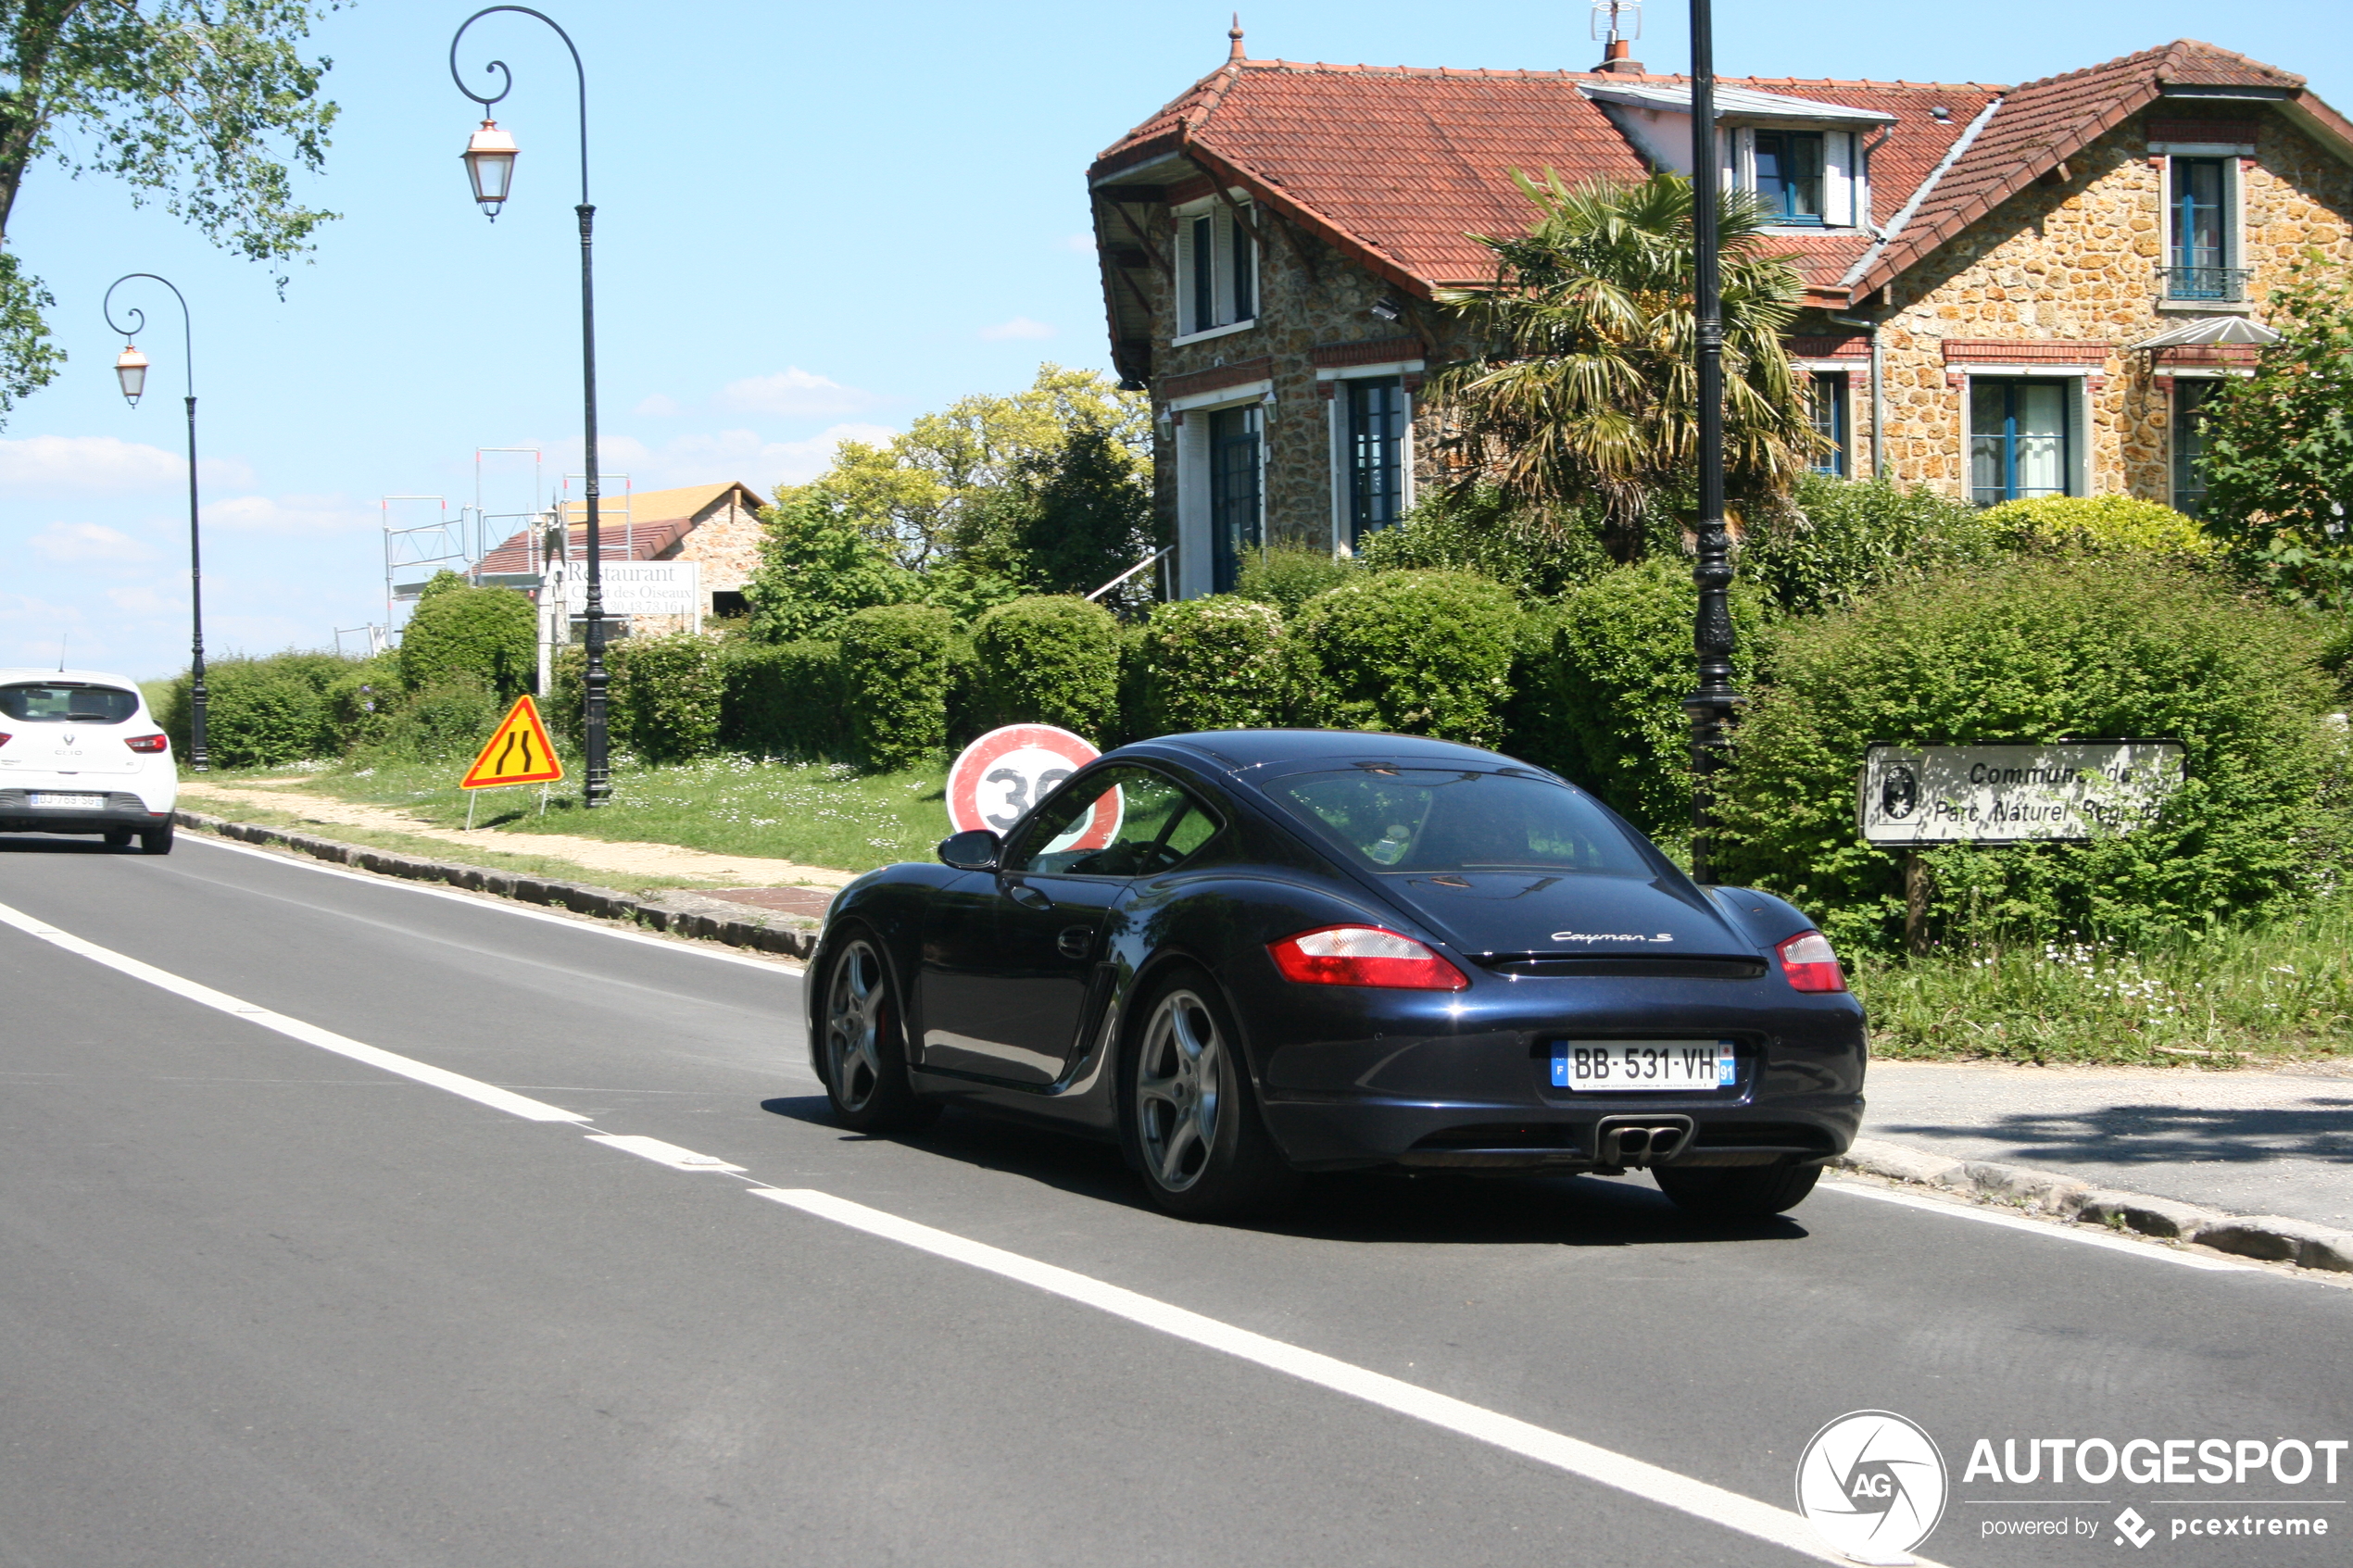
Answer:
xmin=233 ymin=754 xmax=949 ymax=874
xmin=1855 ymin=897 xmax=2353 ymax=1066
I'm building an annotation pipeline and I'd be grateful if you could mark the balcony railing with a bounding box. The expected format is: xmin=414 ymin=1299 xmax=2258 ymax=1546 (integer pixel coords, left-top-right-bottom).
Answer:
xmin=2164 ymin=265 xmax=2252 ymax=302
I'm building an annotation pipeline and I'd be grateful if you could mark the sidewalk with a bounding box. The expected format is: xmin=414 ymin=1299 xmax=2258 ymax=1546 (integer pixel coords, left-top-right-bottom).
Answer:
xmin=1862 ymin=1059 xmax=2353 ymax=1232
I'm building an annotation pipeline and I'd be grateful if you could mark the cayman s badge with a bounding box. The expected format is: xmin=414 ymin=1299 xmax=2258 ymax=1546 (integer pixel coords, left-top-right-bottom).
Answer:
xmin=1550 ymin=931 xmax=1675 ymax=944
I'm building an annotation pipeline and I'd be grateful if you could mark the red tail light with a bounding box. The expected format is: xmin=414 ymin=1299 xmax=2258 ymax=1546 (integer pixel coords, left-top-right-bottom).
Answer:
xmin=1776 ymin=930 xmax=1847 ymax=993
xmin=125 ymin=734 xmax=170 ymax=754
xmin=1267 ymin=925 xmax=1469 ymax=991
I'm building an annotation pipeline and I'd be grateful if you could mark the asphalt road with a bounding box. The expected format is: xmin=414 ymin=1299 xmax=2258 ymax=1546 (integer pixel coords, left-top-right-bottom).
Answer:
xmin=3 ymin=833 xmax=2347 ymax=1568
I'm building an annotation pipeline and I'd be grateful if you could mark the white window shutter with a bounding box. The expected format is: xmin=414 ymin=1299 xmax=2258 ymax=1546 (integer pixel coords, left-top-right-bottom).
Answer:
xmin=1173 ymin=212 xmax=1195 ymax=335
xmin=1824 ymin=132 xmax=1855 ymax=226
xmin=1212 ymin=203 xmax=1237 ymax=326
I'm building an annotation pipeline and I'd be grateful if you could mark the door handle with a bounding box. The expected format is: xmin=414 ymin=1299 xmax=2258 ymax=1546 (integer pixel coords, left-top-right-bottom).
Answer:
xmin=1006 ymin=883 xmax=1051 ymax=910
xmin=1056 ymin=925 xmax=1093 ymax=960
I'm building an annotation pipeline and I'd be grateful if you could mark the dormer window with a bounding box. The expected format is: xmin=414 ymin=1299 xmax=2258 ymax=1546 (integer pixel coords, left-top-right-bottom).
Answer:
xmin=1754 ymin=131 xmax=1826 ymax=223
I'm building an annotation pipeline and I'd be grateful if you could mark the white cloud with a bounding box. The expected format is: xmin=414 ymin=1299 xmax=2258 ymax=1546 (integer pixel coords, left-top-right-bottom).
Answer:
xmin=649 ymin=423 xmax=900 ymax=491
xmin=204 ymin=493 xmax=375 ymax=535
xmin=713 ymin=367 xmax=880 ymax=417
xmin=1061 ymin=233 xmax=1098 ymax=254
xmin=634 ymin=393 xmax=684 ymax=418
xmin=0 ymin=434 xmax=253 ymax=495
xmin=30 ymin=521 xmax=157 ymax=564
xmin=104 ymin=584 xmax=176 ymax=617
xmin=979 ymin=316 xmax=1058 ymax=342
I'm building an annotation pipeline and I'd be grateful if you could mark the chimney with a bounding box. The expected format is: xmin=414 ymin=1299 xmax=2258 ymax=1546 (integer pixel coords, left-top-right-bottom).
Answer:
xmin=1595 ymin=38 xmax=1646 ymax=75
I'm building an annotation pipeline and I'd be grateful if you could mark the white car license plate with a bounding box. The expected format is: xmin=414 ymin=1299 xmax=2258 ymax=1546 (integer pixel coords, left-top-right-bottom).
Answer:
xmin=1552 ymin=1040 xmax=1736 ymax=1092
xmin=29 ymin=793 xmax=105 ymax=809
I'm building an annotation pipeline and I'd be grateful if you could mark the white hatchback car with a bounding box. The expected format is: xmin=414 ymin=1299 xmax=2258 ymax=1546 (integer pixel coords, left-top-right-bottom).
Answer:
xmin=0 ymin=668 xmax=179 ymax=854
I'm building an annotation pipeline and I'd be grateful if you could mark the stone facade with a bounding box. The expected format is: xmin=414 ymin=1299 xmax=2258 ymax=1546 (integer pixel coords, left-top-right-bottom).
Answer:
xmin=1830 ymin=109 xmax=2353 ymax=504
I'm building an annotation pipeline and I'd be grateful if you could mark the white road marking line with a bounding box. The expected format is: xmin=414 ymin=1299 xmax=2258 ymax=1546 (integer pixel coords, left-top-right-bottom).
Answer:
xmin=0 ymin=897 xmax=589 ymax=1125
xmin=1820 ymin=1178 xmax=2251 ymax=1271
xmin=751 ymin=1186 xmax=1928 ymax=1568
xmin=585 ymin=1134 xmax=748 ymax=1172
xmin=182 ymin=834 xmax=805 ymax=974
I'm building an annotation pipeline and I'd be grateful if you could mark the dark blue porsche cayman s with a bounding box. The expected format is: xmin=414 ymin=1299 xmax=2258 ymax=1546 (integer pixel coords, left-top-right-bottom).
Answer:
xmin=805 ymin=731 xmax=1866 ymax=1221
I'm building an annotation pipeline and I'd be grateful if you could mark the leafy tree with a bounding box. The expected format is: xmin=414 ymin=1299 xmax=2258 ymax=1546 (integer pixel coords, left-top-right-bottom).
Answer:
xmin=740 ymin=491 xmax=922 ymax=643
xmin=0 ymin=1 xmax=342 ymax=422
xmin=782 ymin=363 xmax=1148 ymax=571
xmin=1010 ymin=419 xmax=1156 ymax=604
xmin=1427 ymin=171 xmax=1817 ymax=560
xmin=2199 ymin=257 xmax=2353 ymax=606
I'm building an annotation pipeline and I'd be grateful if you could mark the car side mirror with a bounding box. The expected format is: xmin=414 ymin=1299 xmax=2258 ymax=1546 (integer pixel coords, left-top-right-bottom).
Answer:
xmin=937 ymin=828 xmax=1002 ymax=872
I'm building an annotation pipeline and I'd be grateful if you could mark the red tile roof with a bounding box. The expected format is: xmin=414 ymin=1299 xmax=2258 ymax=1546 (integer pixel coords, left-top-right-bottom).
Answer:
xmin=1093 ymin=40 xmax=2351 ymax=310
xmin=475 ymin=518 xmax=694 ymax=577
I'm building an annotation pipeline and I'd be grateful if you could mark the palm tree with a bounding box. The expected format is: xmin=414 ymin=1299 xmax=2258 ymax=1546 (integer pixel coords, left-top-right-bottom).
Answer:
xmin=1427 ymin=170 xmax=1818 ymax=560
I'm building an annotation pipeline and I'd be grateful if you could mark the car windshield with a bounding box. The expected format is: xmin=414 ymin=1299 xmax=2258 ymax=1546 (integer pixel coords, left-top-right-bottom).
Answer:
xmin=0 ymin=684 xmax=140 ymax=724
xmin=1273 ymin=768 xmax=1655 ymax=877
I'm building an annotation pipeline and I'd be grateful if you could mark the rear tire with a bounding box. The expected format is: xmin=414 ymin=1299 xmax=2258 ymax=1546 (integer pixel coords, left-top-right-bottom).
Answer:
xmin=1125 ymin=969 xmax=1297 ymax=1220
xmin=139 ymin=822 xmax=173 ymax=856
xmin=1655 ymin=1161 xmax=1820 ymax=1217
xmin=818 ymin=931 xmax=938 ymax=1135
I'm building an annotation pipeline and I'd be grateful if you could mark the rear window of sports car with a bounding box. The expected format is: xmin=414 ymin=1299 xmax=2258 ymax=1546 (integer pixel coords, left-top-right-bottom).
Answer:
xmin=0 ymin=684 xmax=140 ymax=723
xmin=1273 ymin=769 xmax=1654 ymax=877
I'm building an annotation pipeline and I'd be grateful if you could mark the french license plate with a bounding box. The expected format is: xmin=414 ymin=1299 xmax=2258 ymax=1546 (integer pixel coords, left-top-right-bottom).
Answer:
xmin=29 ymin=793 xmax=104 ymax=809
xmin=1552 ymin=1040 xmax=1736 ymax=1092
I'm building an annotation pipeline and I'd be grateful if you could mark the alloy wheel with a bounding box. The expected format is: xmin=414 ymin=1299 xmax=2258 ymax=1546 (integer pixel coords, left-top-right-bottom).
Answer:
xmin=1136 ymin=988 xmax=1227 ymax=1192
xmin=825 ymin=939 xmax=889 ymax=1113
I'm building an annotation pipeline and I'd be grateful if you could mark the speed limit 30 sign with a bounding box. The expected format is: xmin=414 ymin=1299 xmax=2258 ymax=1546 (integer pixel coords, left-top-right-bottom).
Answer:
xmin=946 ymin=723 xmax=1102 ymax=839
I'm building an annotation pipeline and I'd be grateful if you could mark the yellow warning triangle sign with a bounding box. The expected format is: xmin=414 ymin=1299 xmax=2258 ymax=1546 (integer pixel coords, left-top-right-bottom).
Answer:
xmin=459 ymin=695 xmax=565 ymax=789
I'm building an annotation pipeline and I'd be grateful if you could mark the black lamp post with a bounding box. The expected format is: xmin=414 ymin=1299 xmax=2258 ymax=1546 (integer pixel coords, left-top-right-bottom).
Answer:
xmin=450 ymin=5 xmax=611 ymax=808
xmin=104 ymin=273 xmax=208 ymax=772
xmin=1682 ymin=0 xmax=1736 ymax=883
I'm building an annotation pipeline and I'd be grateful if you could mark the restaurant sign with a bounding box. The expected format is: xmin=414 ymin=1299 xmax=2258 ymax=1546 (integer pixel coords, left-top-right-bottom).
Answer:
xmin=1857 ymin=742 xmax=2186 ymax=847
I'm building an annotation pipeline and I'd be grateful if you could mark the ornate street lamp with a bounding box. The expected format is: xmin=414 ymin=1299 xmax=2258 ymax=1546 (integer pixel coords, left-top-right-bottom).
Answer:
xmin=450 ymin=6 xmax=612 ymax=808
xmin=1681 ymin=0 xmax=1737 ymax=883
xmin=103 ymin=274 xmax=208 ymax=771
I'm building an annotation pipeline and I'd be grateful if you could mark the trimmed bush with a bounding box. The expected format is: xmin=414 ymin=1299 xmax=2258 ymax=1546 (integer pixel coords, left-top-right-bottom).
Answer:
xmin=971 ymin=595 xmax=1121 ymax=739
xmin=1283 ymin=571 xmax=1521 ymax=746
xmin=1236 ymin=545 xmax=1353 ymax=618
xmin=1741 ymin=473 xmax=1995 ymax=615
xmin=324 ymin=653 xmax=404 ymax=754
xmin=1128 ymin=596 xmax=1285 ymax=738
xmin=721 ymin=640 xmax=847 ymax=759
xmin=1509 ymin=560 xmax=1768 ymax=836
xmin=840 ymin=604 xmax=952 ymax=770
xmin=157 ymin=650 xmax=349 ymax=767
xmin=1977 ymin=494 xmax=2216 ymax=559
xmin=611 ymin=631 xmax=725 ymax=763
xmin=397 ymin=575 xmax=536 ymax=696
xmin=1355 ymin=483 xmax=1614 ymax=598
xmin=367 ymin=676 xmax=510 ymax=763
xmin=1715 ymin=557 xmax=2347 ymax=954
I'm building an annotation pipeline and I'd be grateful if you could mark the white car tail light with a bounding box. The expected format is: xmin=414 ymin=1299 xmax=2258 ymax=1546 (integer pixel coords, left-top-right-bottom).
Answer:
xmin=1267 ymin=925 xmax=1469 ymax=991
xmin=1775 ymin=930 xmax=1847 ymax=993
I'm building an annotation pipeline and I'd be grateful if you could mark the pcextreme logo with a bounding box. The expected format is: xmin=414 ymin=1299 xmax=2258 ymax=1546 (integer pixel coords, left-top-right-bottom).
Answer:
xmin=1795 ymin=1411 xmax=1949 ymax=1565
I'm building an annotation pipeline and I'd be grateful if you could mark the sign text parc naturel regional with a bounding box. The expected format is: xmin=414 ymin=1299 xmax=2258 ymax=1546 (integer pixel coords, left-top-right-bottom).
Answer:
xmin=1857 ymin=742 xmax=2185 ymax=847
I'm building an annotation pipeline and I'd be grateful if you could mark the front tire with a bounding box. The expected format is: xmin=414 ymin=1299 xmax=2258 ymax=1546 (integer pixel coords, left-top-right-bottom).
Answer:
xmin=1655 ymin=1161 xmax=1820 ymax=1217
xmin=1126 ymin=970 xmax=1296 ymax=1220
xmin=819 ymin=932 xmax=937 ymax=1135
xmin=139 ymin=822 xmax=173 ymax=856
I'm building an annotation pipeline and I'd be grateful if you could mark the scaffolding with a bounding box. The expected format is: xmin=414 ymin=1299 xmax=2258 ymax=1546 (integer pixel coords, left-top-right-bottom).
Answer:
xmin=558 ymin=471 xmax=635 ymax=560
xmin=382 ymin=495 xmax=472 ymax=626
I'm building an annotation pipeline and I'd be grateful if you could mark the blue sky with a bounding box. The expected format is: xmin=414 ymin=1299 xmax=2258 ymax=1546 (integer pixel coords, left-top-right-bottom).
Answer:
xmin=4 ymin=0 xmax=2348 ymax=679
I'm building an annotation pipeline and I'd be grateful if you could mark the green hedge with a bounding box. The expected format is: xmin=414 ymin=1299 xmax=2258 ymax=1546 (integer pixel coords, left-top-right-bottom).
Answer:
xmin=1283 ymin=570 xmax=1521 ymax=746
xmin=971 ymin=595 xmax=1121 ymax=740
xmin=1508 ymin=560 xmax=1768 ymax=836
xmin=840 ymin=604 xmax=951 ymax=771
xmin=396 ymin=574 xmax=536 ymax=696
xmin=1236 ymin=545 xmax=1353 ymax=618
xmin=1715 ymin=557 xmax=2347 ymax=953
xmin=1130 ymin=596 xmax=1285 ymax=737
xmin=721 ymin=640 xmax=847 ymax=758
xmin=611 ymin=631 xmax=725 ymax=763
xmin=157 ymin=650 xmax=352 ymax=768
xmin=1977 ymin=495 xmax=2216 ymax=560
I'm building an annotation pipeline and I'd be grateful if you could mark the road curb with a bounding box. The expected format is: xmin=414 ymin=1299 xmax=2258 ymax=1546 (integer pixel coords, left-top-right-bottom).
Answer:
xmin=1834 ymin=1135 xmax=2353 ymax=1273
xmin=172 ymin=809 xmax=821 ymax=961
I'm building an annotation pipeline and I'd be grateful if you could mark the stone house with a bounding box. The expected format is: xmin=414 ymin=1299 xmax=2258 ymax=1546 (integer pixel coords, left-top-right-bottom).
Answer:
xmin=1087 ymin=31 xmax=2353 ymax=596
xmin=477 ymin=480 xmax=767 ymax=634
